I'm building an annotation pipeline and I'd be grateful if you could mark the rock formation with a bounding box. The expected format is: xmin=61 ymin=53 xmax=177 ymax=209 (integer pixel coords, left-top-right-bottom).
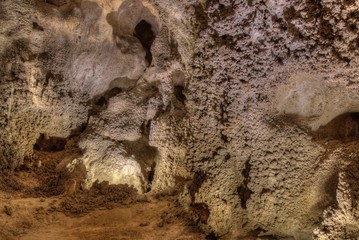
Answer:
xmin=1 ymin=0 xmax=359 ymax=239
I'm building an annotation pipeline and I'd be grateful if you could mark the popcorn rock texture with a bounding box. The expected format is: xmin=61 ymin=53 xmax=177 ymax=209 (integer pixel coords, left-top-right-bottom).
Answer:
xmin=1 ymin=0 xmax=359 ymax=239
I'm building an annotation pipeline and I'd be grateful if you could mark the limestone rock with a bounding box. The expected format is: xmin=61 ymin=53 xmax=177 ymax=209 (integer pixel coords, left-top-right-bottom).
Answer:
xmin=1 ymin=0 xmax=359 ymax=239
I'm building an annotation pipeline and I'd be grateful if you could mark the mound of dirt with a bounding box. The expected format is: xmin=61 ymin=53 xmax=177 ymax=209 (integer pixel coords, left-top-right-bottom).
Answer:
xmin=58 ymin=181 xmax=138 ymax=216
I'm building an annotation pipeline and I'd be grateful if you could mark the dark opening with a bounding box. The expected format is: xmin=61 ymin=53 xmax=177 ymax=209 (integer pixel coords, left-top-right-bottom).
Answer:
xmin=32 ymin=22 xmax=44 ymax=31
xmin=188 ymin=171 xmax=207 ymax=202
xmin=93 ymin=87 xmax=122 ymax=108
xmin=191 ymin=203 xmax=210 ymax=224
xmin=94 ymin=96 xmax=107 ymax=107
xmin=134 ymin=20 xmax=156 ymax=66
xmin=205 ymin=232 xmax=218 ymax=240
xmin=237 ymin=184 xmax=253 ymax=209
xmin=121 ymin=137 xmax=158 ymax=191
xmin=107 ymin=87 xmax=122 ymax=98
xmin=237 ymin=158 xmax=253 ymax=209
xmin=313 ymin=112 xmax=359 ymax=141
xmin=140 ymin=120 xmax=152 ymax=136
xmin=174 ymin=85 xmax=186 ymax=104
xmin=33 ymin=133 xmax=66 ymax=152
xmin=45 ymin=0 xmax=68 ymax=7
xmin=147 ymin=163 xmax=155 ymax=184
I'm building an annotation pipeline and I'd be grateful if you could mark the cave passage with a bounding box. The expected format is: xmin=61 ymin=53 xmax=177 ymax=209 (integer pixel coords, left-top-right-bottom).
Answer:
xmin=134 ymin=20 xmax=156 ymax=66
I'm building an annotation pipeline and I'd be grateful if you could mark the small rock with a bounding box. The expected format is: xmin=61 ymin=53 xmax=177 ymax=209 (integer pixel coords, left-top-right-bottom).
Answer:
xmin=99 ymin=181 xmax=110 ymax=195
xmin=4 ymin=205 xmax=13 ymax=216
xmin=139 ymin=222 xmax=149 ymax=227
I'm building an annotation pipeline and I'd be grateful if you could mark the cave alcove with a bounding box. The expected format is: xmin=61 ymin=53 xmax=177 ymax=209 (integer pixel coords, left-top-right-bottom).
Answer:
xmin=133 ymin=19 xmax=156 ymax=66
xmin=313 ymin=112 xmax=359 ymax=142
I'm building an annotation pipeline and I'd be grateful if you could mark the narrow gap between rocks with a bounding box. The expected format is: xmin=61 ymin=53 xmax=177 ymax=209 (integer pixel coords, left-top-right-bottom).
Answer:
xmin=134 ymin=20 xmax=156 ymax=66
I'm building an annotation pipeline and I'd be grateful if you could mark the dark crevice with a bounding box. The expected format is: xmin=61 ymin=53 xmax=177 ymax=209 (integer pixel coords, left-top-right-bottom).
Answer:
xmin=33 ymin=134 xmax=66 ymax=152
xmin=140 ymin=120 xmax=152 ymax=136
xmin=121 ymin=137 xmax=158 ymax=191
xmin=188 ymin=171 xmax=207 ymax=202
xmin=134 ymin=20 xmax=156 ymax=66
xmin=45 ymin=0 xmax=68 ymax=7
xmin=91 ymin=87 xmax=123 ymax=113
xmin=314 ymin=141 xmax=359 ymax=238
xmin=237 ymin=157 xmax=253 ymax=209
xmin=248 ymin=227 xmax=267 ymax=238
xmin=191 ymin=203 xmax=210 ymax=224
xmin=94 ymin=96 xmax=107 ymax=107
xmin=147 ymin=166 xmax=155 ymax=184
xmin=174 ymin=85 xmax=186 ymax=104
xmin=32 ymin=22 xmax=44 ymax=31
xmin=205 ymin=232 xmax=219 ymax=240
xmin=221 ymin=133 xmax=229 ymax=143
xmin=313 ymin=112 xmax=359 ymax=142
xmin=107 ymin=87 xmax=122 ymax=98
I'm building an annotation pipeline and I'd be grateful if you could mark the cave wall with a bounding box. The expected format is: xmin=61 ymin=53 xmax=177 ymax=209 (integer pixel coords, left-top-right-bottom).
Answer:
xmin=0 ymin=0 xmax=190 ymax=193
xmin=184 ymin=0 xmax=359 ymax=239
xmin=1 ymin=0 xmax=359 ymax=239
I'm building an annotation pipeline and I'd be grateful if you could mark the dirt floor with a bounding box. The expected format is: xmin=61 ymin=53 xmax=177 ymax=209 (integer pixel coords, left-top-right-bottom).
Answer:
xmin=0 ymin=195 xmax=204 ymax=240
xmin=0 ymin=138 xmax=206 ymax=240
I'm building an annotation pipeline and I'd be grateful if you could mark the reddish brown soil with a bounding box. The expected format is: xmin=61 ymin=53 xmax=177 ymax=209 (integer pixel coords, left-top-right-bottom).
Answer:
xmin=0 ymin=194 xmax=205 ymax=240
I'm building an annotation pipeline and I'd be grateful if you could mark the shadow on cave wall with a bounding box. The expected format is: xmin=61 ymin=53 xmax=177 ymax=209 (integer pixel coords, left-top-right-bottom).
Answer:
xmin=313 ymin=112 xmax=359 ymax=142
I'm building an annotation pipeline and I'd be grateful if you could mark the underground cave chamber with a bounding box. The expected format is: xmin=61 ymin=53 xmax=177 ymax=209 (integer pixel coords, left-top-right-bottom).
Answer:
xmin=0 ymin=0 xmax=359 ymax=239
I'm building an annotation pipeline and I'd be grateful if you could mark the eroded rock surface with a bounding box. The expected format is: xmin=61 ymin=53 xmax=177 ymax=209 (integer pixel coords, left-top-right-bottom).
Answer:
xmin=1 ymin=0 xmax=359 ymax=239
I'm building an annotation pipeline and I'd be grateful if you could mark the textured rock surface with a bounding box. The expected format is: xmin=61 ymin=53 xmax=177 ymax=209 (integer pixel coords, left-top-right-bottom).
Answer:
xmin=183 ymin=0 xmax=359 ymax=239
xmin=1 ymin=0 xmax=359 ymax=239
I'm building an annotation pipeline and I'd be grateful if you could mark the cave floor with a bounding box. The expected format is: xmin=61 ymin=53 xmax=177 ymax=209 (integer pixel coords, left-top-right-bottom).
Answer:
xmin=0 ymin=142 xmax=205 ymax=240
xmin=0 ymin=192 xmax=204 ymax=240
